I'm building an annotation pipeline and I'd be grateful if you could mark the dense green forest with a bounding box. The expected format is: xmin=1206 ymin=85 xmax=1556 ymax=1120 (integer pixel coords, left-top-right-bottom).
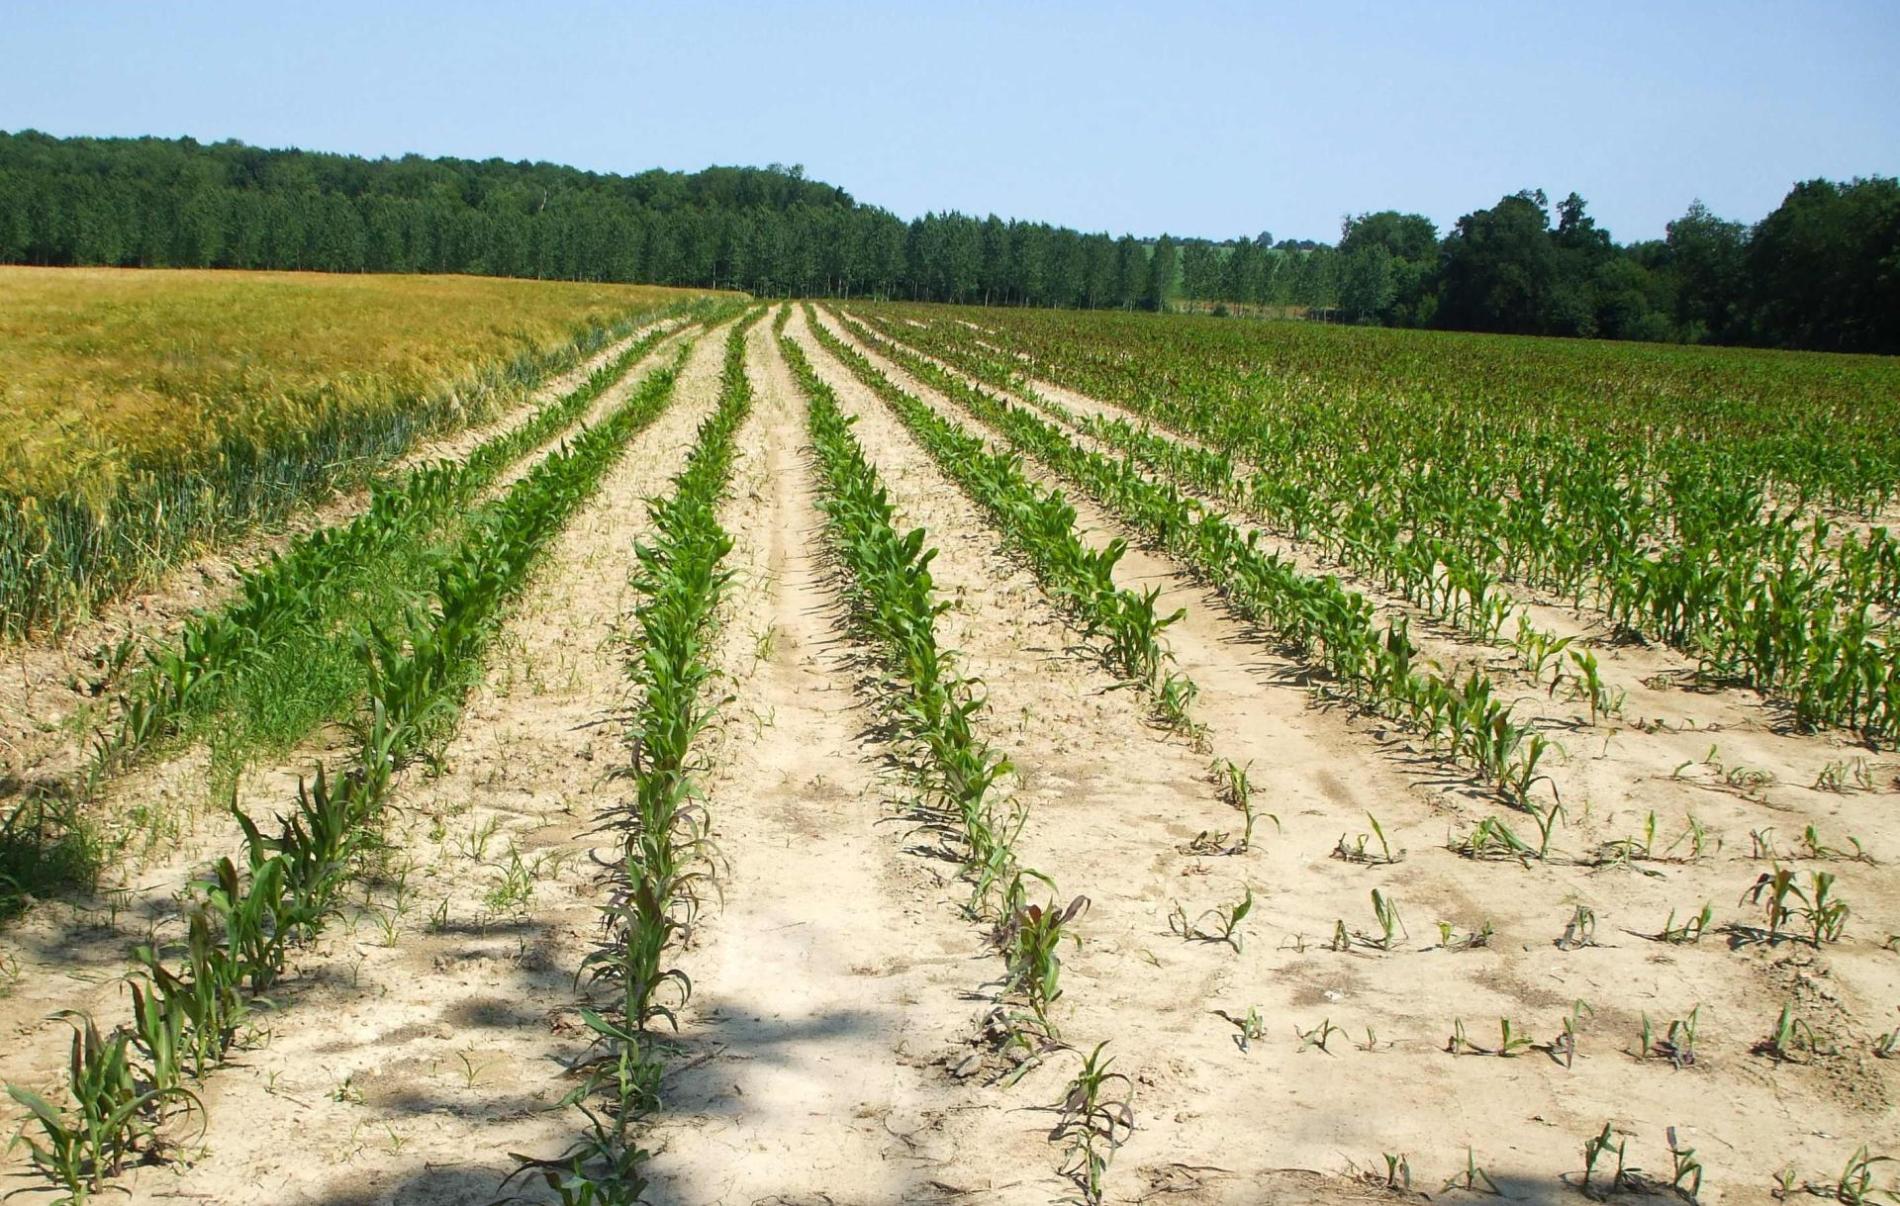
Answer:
xmin=2 ymin=130 xmax=1895 ymax=352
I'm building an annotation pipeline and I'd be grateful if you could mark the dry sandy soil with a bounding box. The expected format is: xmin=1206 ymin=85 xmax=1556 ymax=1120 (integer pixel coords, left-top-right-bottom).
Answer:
xmin=1 ymin=303 xmax=1896 ymax=1206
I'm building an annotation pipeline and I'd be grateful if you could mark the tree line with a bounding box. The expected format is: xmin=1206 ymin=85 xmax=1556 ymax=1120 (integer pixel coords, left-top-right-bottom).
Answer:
xmin=1326 ymin=183 xmax=1900 ymax=353
xmin=1 ymin=130 xmax=1893 ymax=353
xmin=0 ymin=130 xmax=1340 ymax=312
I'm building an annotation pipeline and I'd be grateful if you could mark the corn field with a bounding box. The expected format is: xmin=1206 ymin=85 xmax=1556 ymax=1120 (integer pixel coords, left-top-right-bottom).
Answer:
xmin=2 ymin=294 xmax=1897 ymax=1205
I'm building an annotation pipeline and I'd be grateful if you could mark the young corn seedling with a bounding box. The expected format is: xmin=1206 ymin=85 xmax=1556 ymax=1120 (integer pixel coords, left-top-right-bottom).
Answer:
xmin=1000 ymin=891 xmax=1090 ymax=1035
xmin=1810 ymin=1147 xmax=1899 ymax=1206
xmin=1667 ymin=1127 xmax=1704 ymax=1203
xmin=1569 ymin=648 xmax=1624 ymax=724
xmin=1750 ymin=826 xmax=1781 ymax=859
xmin=1445 ymin=1018 xmax=1486 ymax=1056
xmin=1666 ymin=814 xmax=1719 ymax=862
xmin=1295 ymin=1018 xmax=1346 ymax=1054
xmin=1651 ymin=902 xmax=1714 ymax=945
xmin=1157 ymin=670 xmax=1204 ymax=745
xmin=1170 ymin=885 xmax=1254 ymax=952
xmin=1875 ymin=1023 xmax=1899 ymax=1060
xmin=1435 ymin=919 xmax=1494 ymax=952
xmin=1638 ymin=1006 xmax=1701 ymax=1068
xmin=1755 ymin=1002 xmax=1832 ymax=1064
xmin=1548 ymin=1000 xmax=1594 ymax=1068
xmin=1579 ymin=1122 xmax=1652 ymax=1199
xmin=1593 ymin=810 xmax=1663 ymax=871
xmin=1803 ymin=870 xmax=1851 ymax=944
xmin=1188 ymin=759 xmax=1276 ymax=855
xmin=1530 ymin=801 xmax=1566 ymax=859
xmin=6 ymin=1012 xmax=202 ymax=1204
xmin=1442 ymin=1147 xmax=1503 ymax=1196
xmin=1495 ymin=1018 xmax=1535 ymax=1057
xmin=1740 ymin=867 xmax=1849 ymax=945
xmin=1557 ymin=904 xmax=1599 ymax=950
xmin=1499 ymin=732 xmax=1559 ymax=809
xmin=1334 ymin=812 xmax=1406 ymax=865
xmin=1214 ymin=1006 xmax=1268 ymax=1053
xmin=1352 ymin=1152 xmax=1416 ymax=1194
xmin=1052 ymin=1041 xmax=1135 ymax=1206
xmin=1813 ymin=757 xmax=1874 ymax=794
xmin=1795 ymin=825 xmax=1875 ymax=864
xmin=1351 ymin=889 xmax=1407 ymax=952
xmin=501 ymin=1094 xmax=652 ymax=1206
xmin=1383 ymin=1153 xmax=1414 ymax=1194
xmin=1448 ymin=816 xmax=1539 ymax=865
xmin=1517 ymin=619 xmax=1575 ymax=685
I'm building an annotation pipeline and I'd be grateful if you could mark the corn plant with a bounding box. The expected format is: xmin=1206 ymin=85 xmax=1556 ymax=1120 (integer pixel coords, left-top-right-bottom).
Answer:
xmin=1169 ymin=885 xmax=1254 ymax=952
xmin=1448 ymin=815 xmax=1540 ymax=865
xmin=1380 ymin=1153 xmax=1414 ymax=1194
xmin=1549 ymin=1000 xmax=1594 ymax=1068
xmin=1666 ymin=1128 xmax=1705 ymax=1202
xmin=829 ymin=310 xmax=1565 ymax=802
xmin=1756 ymin=1002 xmax=1833 ymax=1063
xmin=5 ymin=1013 xmax=202 ymax=1204
xmin=1653 ymin=902 xmax=1715 ymax=945
xmin=1580 ymin=1122 xmax=1654 ymax=1199
xmin=511 ymin=313 xmax=757 ymax=1203
xmin=1294 ymin=1018 xmax=1346 ymax=1054
xmin=1442 ymin=1147 xmax=1503 ymax=1196
xmin=1051 ymin=1041 xmax=1135 ymax=1206
xmin=1000 ymin=891 xmax=1091 ymax=1033
xmin=1795 ymin=825 xmax=1874 ymax=863
xmin=1215 ymin=1006 xmax=1269 ymax=1053
xmin=1740 ymin=867 xmax=1850 ymax=945
xmin=1804 ymin=1147 xmax=1899 ymax=1205
xmin=866 ymin=302 xmax=1900 ymax=747
xmin=1340 ymin=889 xmax=1407 ymax=952
xmin=1445 ymin=1018 xmax=1484 ymax=1056
xmin=1495 ymin=1018 xmax=1535 ymax=1057
xmin=1334 ymin=812 xmax=1405 ymax=865
xmin=500 ymin=1092 xmax=651 ymax=1206
xmin=1639 ymin=1006 xmax=1701 ymax=1068
xmin=1435 ymin=920 xmax=1494 ymax=951
xmin=1557 ymin=905 xmax=1598 ymax=951
xmin=1188 ymin=759 xmax=1275 ymax=855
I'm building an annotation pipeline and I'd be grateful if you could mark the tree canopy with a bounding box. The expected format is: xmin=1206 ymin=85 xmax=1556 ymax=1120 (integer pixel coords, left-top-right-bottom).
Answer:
xmin=1 ymin=130 xmax=1893 ymax=352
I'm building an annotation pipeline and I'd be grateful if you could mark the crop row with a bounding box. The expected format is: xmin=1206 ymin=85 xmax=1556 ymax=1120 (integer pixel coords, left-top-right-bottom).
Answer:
xmin=783 ymin=314 xmax=1092 ymax=1051
xmin=0 ymin=310 xmax=728 ymax=924
xmin=4 ymin=338 xmax=694 ymax=1203
xmin=823 ymin=310 xmax=1552 ymax=805
xmin=798 ymin=309 xmax=1192 ymax=731
xmin=789 ymin=314 xmax=1145 ymax=1200
xmin=0 ymin=294 xmax=703 ymax=640
xmin=511 ymin=312 xmax=757 ymax=1204
xmin=855 ymin=310 xmax=1542 ymax=648
xmin=871 ymin=306 xmax=1900 ymax=744
xmin=104 ymin=316 xmax=701 ymax=773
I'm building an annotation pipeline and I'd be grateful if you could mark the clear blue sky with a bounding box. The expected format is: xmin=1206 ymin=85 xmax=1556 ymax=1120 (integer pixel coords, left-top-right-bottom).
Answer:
xmin=3 ymin=1 xmax=1896 ymax=244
